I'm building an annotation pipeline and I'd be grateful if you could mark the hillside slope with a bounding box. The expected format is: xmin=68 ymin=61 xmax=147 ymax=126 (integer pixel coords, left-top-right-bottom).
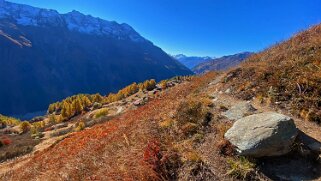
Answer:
xmin=193 ymin=52 xmax=253 ymax=74
xmin=1 ymin=71 xmax=320 ymax=181
xmin=223 ymin=24 xmax=321 ymax=123
xmin=0 ymin=1 xmax=192 ymax=116
xmin=0 ymin=74 xmax=218 ymax=180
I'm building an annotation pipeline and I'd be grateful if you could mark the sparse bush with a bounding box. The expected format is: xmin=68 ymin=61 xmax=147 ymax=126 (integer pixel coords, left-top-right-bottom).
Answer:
xmin=92 ymin=102 xmax=102 ymax=109
xmin=227 ymin=156 xmax=255 ymax=180
xmin=176 ymin=100 xmax=208 ymax=126
xmin=19 ymin=121 xmax=31 ymax=133
xmin=30 ymin=125 xmax=45 ymax=139
xmin=94 ymin=108 xmax=109 ymax=119
xmin=159 ymin=80 xmax=168 ymax=89
xmin=30 ymin=126 xmax=39 ymax=135
xmin=146 ymin=79 xmax=157 ymax=91
xmin=175 ymin=99 xmax=211 ymax=138
xmin=32 ymin=121 xmax=46 ymax=130
xmin=74 ymin=121 xmax=86 ymax=132
xmin=217 ymin=139 xmax=235 ymax=156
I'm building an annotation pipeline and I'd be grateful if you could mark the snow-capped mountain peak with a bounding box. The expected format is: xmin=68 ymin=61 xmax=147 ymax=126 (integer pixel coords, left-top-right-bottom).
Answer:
xmin=173 ymin=54 xmax=213 ymax=69
xmin=0 ymin=0 xmax=146 ymax=42
xmin=173 ymin=54 xmax=187 ymax=59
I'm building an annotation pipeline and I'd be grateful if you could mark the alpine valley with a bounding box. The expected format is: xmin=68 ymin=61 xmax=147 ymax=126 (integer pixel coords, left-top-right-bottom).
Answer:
xmin=0 ymin=0 xmax=192 ymax=116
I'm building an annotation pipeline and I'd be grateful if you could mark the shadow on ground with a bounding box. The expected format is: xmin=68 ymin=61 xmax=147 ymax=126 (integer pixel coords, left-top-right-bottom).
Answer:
xmin=258 ymin=131 xmax=321 ymax=181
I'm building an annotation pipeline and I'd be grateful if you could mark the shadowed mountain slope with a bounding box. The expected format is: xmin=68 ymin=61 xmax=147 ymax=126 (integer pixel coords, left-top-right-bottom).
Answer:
xmin=0 ymin=1 xmax=192 ymax=116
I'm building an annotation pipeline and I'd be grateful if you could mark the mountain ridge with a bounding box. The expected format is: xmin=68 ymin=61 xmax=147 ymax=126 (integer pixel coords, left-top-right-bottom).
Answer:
xmin=173 ymin=54 xmax=213 ymax=69
xmin=0 ymin=0 xmax=146 ymax=42
xmin=0 ymin=0 xmax=192 ymax=116
xmin=193 ymin=52 xmax=253 ymax=74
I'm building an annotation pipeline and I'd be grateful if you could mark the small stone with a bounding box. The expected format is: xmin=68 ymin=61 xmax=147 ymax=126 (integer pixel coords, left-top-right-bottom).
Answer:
xmin=222 ymin=102 xmax=257 ymax=121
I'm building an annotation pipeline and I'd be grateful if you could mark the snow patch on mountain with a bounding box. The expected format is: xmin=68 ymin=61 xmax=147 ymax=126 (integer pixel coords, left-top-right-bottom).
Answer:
xmin=0 ymin=0 xmax=146 ymax=42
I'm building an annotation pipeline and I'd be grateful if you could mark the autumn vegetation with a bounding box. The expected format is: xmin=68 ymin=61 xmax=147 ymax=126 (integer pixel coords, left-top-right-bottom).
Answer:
xmin=0 ymin=73 xmax=208 ymax=180
xmin=0 ymin=114 xmax=20 ymax=127
xmin=47 ymin=79 xmax=157 ymax=121
xmin=224 ymin=24 xmax=321 ymax=125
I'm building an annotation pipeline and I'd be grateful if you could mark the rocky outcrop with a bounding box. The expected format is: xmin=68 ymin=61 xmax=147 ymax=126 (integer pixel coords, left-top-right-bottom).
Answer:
xmin=225 ymin=112 xmax=298 ymax=157
xmin=222 ymin=102 xmax=257 ymax=121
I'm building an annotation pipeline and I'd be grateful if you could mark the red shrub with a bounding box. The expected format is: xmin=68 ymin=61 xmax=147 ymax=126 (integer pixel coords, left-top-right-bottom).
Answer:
xmin=1 ymin=137 xmax=12 ymax=145
xmin=143 ymin=140 xmax=162 ymax=170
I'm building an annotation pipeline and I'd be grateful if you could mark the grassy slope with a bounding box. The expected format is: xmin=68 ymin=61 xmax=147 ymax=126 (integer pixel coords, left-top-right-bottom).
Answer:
xmin=224 ymin=24 xmax=321 ymax=123
xmin=0 ymin=73 xmax=218 ymax=181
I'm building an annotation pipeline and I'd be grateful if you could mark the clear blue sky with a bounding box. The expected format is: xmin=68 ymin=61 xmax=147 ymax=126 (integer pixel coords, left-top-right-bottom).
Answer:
xmin=8 ymin=0 xmax=321 ymax=57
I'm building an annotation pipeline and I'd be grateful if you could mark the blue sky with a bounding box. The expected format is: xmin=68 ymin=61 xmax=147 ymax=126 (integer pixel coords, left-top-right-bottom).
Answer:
xmin=9 ymin=0 xmax=321 ymax=57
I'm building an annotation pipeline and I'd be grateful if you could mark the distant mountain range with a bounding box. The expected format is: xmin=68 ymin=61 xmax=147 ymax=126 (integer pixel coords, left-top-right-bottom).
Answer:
xmin=173 ymin=54 xmax=213 ymax=69
xmin=193 ymin=52 xmax=253 ymax=74
xmin=0 ymin=0 xmax=192 ymax=116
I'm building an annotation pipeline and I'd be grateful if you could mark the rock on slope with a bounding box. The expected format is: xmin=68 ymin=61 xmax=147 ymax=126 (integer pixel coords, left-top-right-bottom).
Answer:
xmin=0 ymin=0 xmax=192 ymax=116
xmin=225 ymin=112 xmax=298 ymax=157
xmin=222 ymin=102 xmax=257 ymax=121
xmin=193 ymin=52 xmax=253 ymax=74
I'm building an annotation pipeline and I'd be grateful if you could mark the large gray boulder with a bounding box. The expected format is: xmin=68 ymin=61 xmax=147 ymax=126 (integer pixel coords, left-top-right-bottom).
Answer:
xmin=225 ymin=112 xmax=298 ymax=157
xmin=222 ymin=102 xmax=257 ymax=121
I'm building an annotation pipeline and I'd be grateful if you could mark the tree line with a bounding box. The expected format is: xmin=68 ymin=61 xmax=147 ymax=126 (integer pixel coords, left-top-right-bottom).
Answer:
xmin=47 ymin=79 xmax=157 ymax=120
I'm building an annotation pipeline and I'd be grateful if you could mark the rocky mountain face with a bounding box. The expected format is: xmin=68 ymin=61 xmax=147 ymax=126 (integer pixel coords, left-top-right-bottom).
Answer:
xmin=0 ymin=0 xmax=192 ymax=116
xmin=193 ymin=52 xmax=253 ymax=74
xmin=173 ymin=54 xmax=212 ymax=69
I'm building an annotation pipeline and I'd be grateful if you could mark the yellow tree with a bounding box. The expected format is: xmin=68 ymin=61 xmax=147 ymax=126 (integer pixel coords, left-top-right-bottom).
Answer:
xmin=82 ymin=96 xmax=92 ymax=108
xmin=93 ymin=93 xmax=103 ymax=103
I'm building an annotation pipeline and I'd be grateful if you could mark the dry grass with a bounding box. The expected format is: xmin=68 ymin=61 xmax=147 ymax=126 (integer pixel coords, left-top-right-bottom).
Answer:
xmin=0 ymin=134 xmax=40 ymax=163
xmin=0 ymin=72 xmax=218 ymax=181
xmin=224 ymin=23 xmax=321 ymax=124
xmin=217 ymin=139 xmax=235 ymax=156
xmin=227 ymin=156 xmax=255 ymax=180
